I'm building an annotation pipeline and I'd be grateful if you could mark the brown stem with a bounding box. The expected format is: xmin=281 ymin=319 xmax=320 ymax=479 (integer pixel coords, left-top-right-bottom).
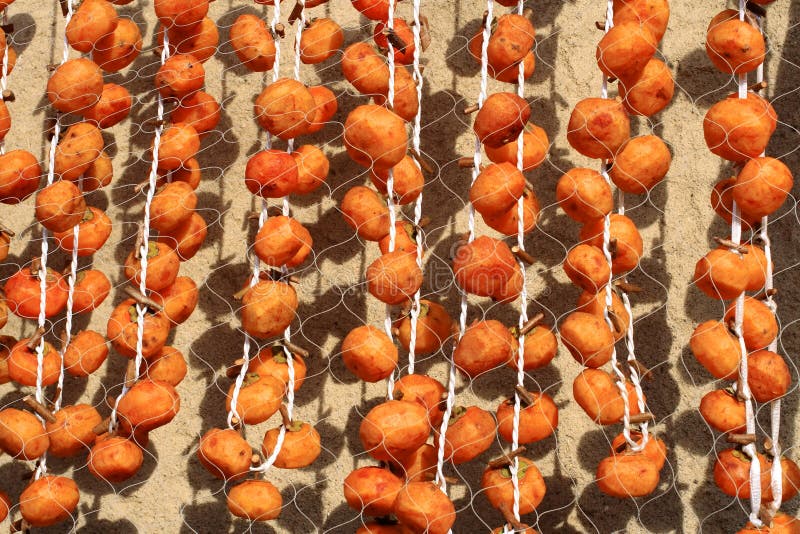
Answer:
xmin=273 ymin=23 xmax=285 ymax=38
xmin=29 ymin=257 xmax=41 ymax=277
xmin=714 ymin=236 xmax=749 ymax=254
xmin=595 ymin=20 xmax=606 ymax=30
xmin=22 ymin=395 xmax=56 ymax=423
xmin=753 ymin=287 xmax=777 ymax=301
xmin=749 ymin=80 xmax=768 ymax=93
xmin=607 ymin=309 xmax=625 ymax=334
xmin=746 ymin=1 xmax=767 ymax=17
xmin=499 ymin=502 xmax=528 ymax=531
xmin=519 ymin=312 xmax=545 ymax=336
xmin=0 ymin=221 xmax=15 ymax=237
xmin=225 ymin=358 xmax=246 ymax=379
xmin=58 ymin=0 xmax=68 ymax=16
xmin=512 ymin=246 xmax=535 ymax=265
xmin=630 ymin=360 xmax=653 ymax=382
xmin=0 ymin=23 xmax=14 ymax=34
xmin=418 ymin=14 xmax=431 ymax=51
xmin=736 ymin=378 xmax=748 ymax=402
xmin=287 ymin=1 xmax=304 ymax=24
xmin=92 ymin=417 xmax=111 ymax=435
xmin=417 ymin=215 xmax=431 ymax=228
xmin=279 ymin=404 xmax=292 ymax=427
xmin=282 ymin=340 xmax=310 ymax=359
xmin=458 ymin=156 xmax=476 ymax=168
xmin=515 ymin=385 xmax=534 ymax=407
xmin=409 ymin=148 xmax=433 ymax=174
xmin=124 ymin=359 xmax=138 ymax=388
xmin=608 ymin=238 xmax=618 ymax=259
xmin=25 ymin=327 xmax=46 ymax=351
xmin=629 ymin=412 xmax=655 ymax=424
xmin=123 ymin=286 xmax=164 ymax=312
xmin=487 ymin=446 xmax=526 ymax=469
xmin=763 ymin=437 xmax=775 ymax=453
xmin=726 ymin=433 xmax=757 ymax=445
xmin=463 ymin=103 xmax=479 ymax=115
xmin=614 ymin=280 xmax=643 ymax=293
xmin=233 ymin=282 xmax=251 ymax=300
xmin=251 ymin=453 xmax=262 ymax=467
xmin=421 ymin=471 xmax=458 ymax=484
xmin=133 ymin=224 xmax=144 ymax=259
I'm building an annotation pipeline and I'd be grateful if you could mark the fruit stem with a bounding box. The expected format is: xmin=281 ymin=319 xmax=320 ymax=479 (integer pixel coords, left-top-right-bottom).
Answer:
xmin=515 ymin=385 xmax=534 ymax=407
xmin=714 ymin=236 xmax=749 ymax=254
xmin=409 ymin=148 xmax=433 ymax=174
xmin=595 ymin=21 xmax=605 ymax=31
xmin=22 ymin=395 xmax=56 ymax=423
xmin=512 ymin=246 xmax=535 ymax=265
xmin=133 ymin=224 xmax=144 ymax=259
xmin=518 ymin=312 xmax=544 ymax=336
xmin=630 ymin=359 xmax=653 ymax=382
xmin=726 ymin=433 xmax=757 ymax=445
xmin=287 ymin=1 xmax=304 ymax=24
xmin=281 ymin=340 xmax=310 ymax=359
xmin=606 ymin=309 xmax=625 ymax=334
xmin=613 ymin=280 xmax=643 ymax=293
xmin=462 ymin=103 xmax=479 ymax=115
xmin=123 ymin=286 xmax=163 ymax=312
xmin=746 ymin=1 xmax=767 ymax=17
xmin=124 ymin=359 xmax=138 ymax=388
xmin=487 ymin=446 xmax=526 ymax=469
xmin=628 ymin=412 xmax=655 ymax=424
xmin=25 ymin=327 xmax=45 ymax=351
xmin=273 ymin=23 xmax=286 ymax=38
xmin=279 ymin=404 xmax=293 ymax=427
xmin=92 ymin=417 xmax=111 ymax=435
xmin=225 ymin=358 xmax=246 ymax=379
xmin=748 ymin=80 xmax=768 ymax=92
xmin=0 ymin=221 xmax=15 ymax=237
xmin=457 ymin=156 xmax=475 ymax=168
xmin=753 ymin=287 xmax=777 ymax=301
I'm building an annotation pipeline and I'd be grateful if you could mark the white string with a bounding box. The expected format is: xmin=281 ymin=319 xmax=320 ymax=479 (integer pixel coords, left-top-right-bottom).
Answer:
xmin=110 ymin=26 xmax=171 ymax=432
xmin=33 ymin=0 xmax=74 ymax=481
xmin=435 ymin=0 xmax=493 ymax=495
xmin=0 ymin=5 xmax=9 ymax=156
xmin=406 ymin=0 xmax=424 ymax=376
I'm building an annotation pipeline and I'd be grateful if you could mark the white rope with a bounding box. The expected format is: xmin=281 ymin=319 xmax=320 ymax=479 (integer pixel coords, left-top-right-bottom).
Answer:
xmin=33 ymin=0 xmax=74 ymax=481
xmin=435 ymin=0 xmax=493 ymax=495
xmin=110 ymin=26 xmax=171 ymax=433
xmin=0 ymin=5 xmax=9 ymax=156
xmin=406 ymin=0 xmax=424 ymax=376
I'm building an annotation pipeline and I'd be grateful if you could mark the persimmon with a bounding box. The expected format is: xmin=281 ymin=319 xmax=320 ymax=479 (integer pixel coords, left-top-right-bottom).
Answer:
xmin=395 ymin=300 xmax=452 ymax=356
xmin=714 ymin=448 xmax=770 ymax=499
xmin=452 ymin=235 xmax=520 ymax=301
xmin=225 ymin=373 xmax=284 ymax=425
xmin=342 ymin=325 xmax=398 ymax=382
xmin=618 ymin=58 xmax=674 ymax=117
xmin=227 ymin=480 xmax=282 ymax=521
xmin=154 ymin=122 xmax=200 ymax=171
xmin=706 ymin=12 xmax=765 ymax=74
xmin=610 ymin=431 xmax=667 ymax=470
xmin=699 ymin=389 xmax=746 ymax=433
xmin=392 ymin=373 xmax=446 ymax=428
xmin=198 ymin=428 xmax=251 ymax=480
xmin=493 ymin=49 xmax=536 ymax=83
xmin=374 ymin=66 xmax=419 ymax=122
xmin=724 ymin=296 xmax=777 ymax=351
xmin=703 ymin=93 xmax=776 ymax=162
xmin=240 ymin=280 xmax=297 ymax=339
xmin=19 ymin=476 xmax=79 ymax=527
xmin=92 ymin=17 xmax=142 ymax=72
xmin=82 ymin=150 xmax=113 ymax=191
xmin=124 ymin=241 xmax=180 ymax=292
xmin=0 ymin=231 xmax=8 ymax=262
xmin=560 ymin=311 xmax=614 ymax=368
xmin=341 ymin=185 xmax=391 ymax=241
xmin=250 ymin=347 xmax=306 ymax=391
xmin=742 ymin=244 xmax=768 ymax=291
xmin=690 ymin=320 xmax=741 ymax=380
xmin=301 ymin=18 xmax=343 ymax=64
xmin=556 ymin=167 xmax=613 ymax=222
xmin=46 ymin=404 xmax=102 ymax=457
xmin=374 ymin=18 xmax=415 ymax=65
xmin=613 ymin=0 xmax=670 ymax=41
xmin=366 ymin=251 xmax=423 ymax=305
xmin=596 ymin=21 xmax=657 ymax=79
xmin=577 ymin=289 xmax=630 ymax=341
xmin=65 ymin=0 xmax=118 ymax=53
xmin=764 ymin=457 xmax=800 ymax=503
xmin=733 ymin=157 xmax=793 ymax=219
xmin=149 ymin=276 xmax=197 ymax=326
xmin=0 ymin=335 xmax=13 ymax=383
xmin=254 ymin=216 xmax=312 ymax=268
xmin=568 ymin=98 xmax=630 ymax=159
xmin=158 ymin=211 xmax=207 ymax=261
xmin=0 ymin=491 xmax=7 ymax=523
xmin=0 ymin=408 xmax=49 ymax=460
xmin=157 ymin=16 xmax=219 ymax=63
xmin=0 ymin=100 xmax=9 ymax=143
xmin=64 ymin=329 xmax=108 ymax=377
xmin=390 ymin=443 xmax=437 ymax=483
xmin=245 ymin=149 xmax=299 ymax=198
xmin=342 ymin=42 xmax=389 ymax=95
xmin=379 ymin=222 xmax=419 ymax=255
xmin=482 ymin=457 xmax=546 ymax=513
xmin=254 ymin=78 xmax=315 ymax=140
xmin=497 ymin=391 xmax=558 ymax=444
xmin=46 ymin=58 xmax=103 ymax=113
xmin=307 ymin=85 xmax=338 ymax=135
xmin=573 ymin=368 xmax=642 ymax=424
xmin=54 ymin=122 xmax=104 ymax=180
xmin=370 ymin=155 xmax=423 ymax=204
xmin=580 ymin=214 xmax=642 ymax=273
xmin=453 ymin=319 xmax=517 ymax=377
xmin=597 ymin=453 xmax=659 ymax=498
xmin=512 ymin=323 xmax=558 ymax=370
xmin=485 ymin=122 xmax=549 ymax=171
xmin=35 ymin=180 xmax=86 ymax=232
xmin=487 ymin=14 xmax=536 ymax=75
xmin=149 ymin=181 xmax=197 ymax=233
xmin=0 ymin=149 xmax=41 ymax=204
xmin=171 ymin=90 xmax=220 ymax=135
xmin=106 ymin=298 xmax=171 ymax=358
xmin=72 ymin=269 xmax=112 ymax=313
xmin=393 ymin=481 xmax=456 ymax=534
xmin=345 ymin=104 xmax=407 ymax=170
xmin=710 ymin=178 xmax=760 ymax=227
xmin=693 ymin=247 xmax=749 ymax=300
xmin=442 ymin=405 xmax=495 ymax=465
xmin=564 ymin=244 xmax=610 ymax=293
xmin=359 ymin=399 xmax=429 ymax=461
xmin=154 ymin=0 xmax=208 ymax=30
xmin=737 ymin=513 xmax=800 ymax=533
xmin=167 ymin=157 xmax=201 ymax=189
xmin=230 ymin=14 xmax=276 ymax=72
xmin=291 ymin=144 xmax=329 ymax=194
xmin=53 ymin=207 xmax=111 ymax=256
xmin=88 ymin=434 xmax=143 ymax=482
xmin=262 ymin=420 xmax=321 ymax=468
xmin=748 ymin=350 xmax=790 ymax=403
xmin=610 ymin=135 xmax=671 ymax=194
xmin=4 ymin=265 xmax=68 ymax=319
xmin=470 ymin=162 xmax=525 ymax=217
xmin=116 ymin=379 xmax=179 ymax=434
xmin=343 ymin=466 xmax=403 ymax=516
xmin=474 ymin=92 xmax=531 ymax=148
xmin=8 ymin=338 xmax=61 ymax=386
xmin=145 ymin=346 xmax=187 ymax=386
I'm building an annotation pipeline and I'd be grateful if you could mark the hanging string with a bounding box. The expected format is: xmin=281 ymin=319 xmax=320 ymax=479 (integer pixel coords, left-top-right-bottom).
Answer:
xmin=0 ymin=3 xmax=9 ymax=156
xmin=435 ymin=0 xmax=493 ymax=493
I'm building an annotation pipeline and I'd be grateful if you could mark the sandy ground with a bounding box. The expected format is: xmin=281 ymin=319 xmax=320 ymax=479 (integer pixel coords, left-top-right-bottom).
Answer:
xmin=1 ymin=0 xmax=800 ymax=532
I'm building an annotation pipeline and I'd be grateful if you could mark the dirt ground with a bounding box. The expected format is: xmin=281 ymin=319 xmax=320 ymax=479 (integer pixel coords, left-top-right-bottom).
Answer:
xmin=1 ymin=0 xmax=799 ymax=532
